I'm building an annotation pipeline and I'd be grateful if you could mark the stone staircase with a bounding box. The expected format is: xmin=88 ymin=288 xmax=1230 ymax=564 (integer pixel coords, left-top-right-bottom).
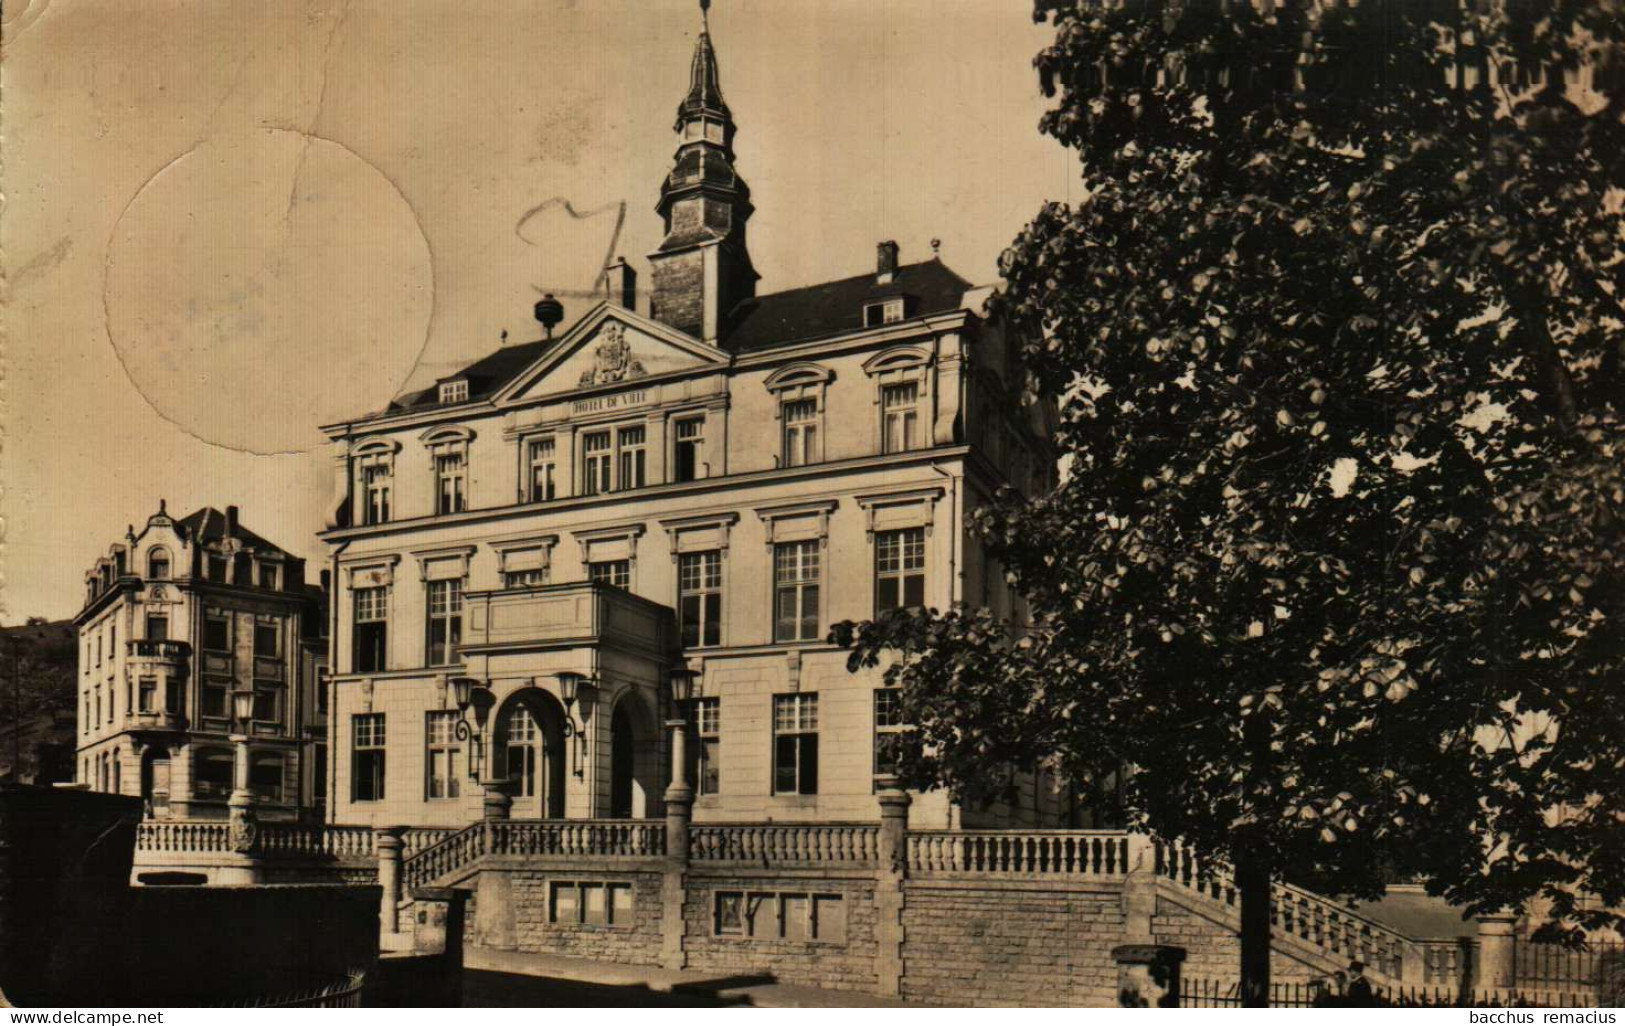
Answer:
xmin=401 ymin=818 xmax=667 ymax=891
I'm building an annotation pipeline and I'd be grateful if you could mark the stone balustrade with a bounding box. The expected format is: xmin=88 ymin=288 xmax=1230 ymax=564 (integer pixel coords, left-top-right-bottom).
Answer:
xmin=491 ymin=819 xmax=666 ymax=858
xmin=137 ymin=820 xmax=231 ymax=853
xmin=688 ymin=822 xmax=880 ymax=866
xmin=908 ymin=829 xmax=1133 ymax=876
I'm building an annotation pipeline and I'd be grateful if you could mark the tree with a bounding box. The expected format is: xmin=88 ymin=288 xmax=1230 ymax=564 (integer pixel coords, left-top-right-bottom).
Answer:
xmin=834 ymin=0 xmax=1625 ymax=1005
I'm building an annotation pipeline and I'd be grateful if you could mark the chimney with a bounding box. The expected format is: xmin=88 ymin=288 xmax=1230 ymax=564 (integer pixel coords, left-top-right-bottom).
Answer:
xmin=877 ymin=240 xmax=900 ymax=284
xmin=225 ymin=505 xmax=240 ymax=537
xmin=605 ymin=258 xmax=637 ymax=311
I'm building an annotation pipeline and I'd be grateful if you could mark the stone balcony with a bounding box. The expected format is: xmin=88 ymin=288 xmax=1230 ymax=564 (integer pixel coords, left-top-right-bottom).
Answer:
xmin=127 ymin=638 xmax=190 ymax=674
xmin=461 ymin=581 xmax=675 ymax=658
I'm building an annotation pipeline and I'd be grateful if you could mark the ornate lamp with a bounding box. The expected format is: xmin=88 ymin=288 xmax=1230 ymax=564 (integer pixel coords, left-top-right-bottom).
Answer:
xmin=447 ymin=676 xmax=493 ymax=780
xmin=230 ymin=688 xmax=255 ymax=730
xmin=552 ymin=671 xmax=597 ymax=776
xmin=668 ymin=666 xmax=699 ymax=706
xmin=665 ymin=665 xmax=700 ymax=804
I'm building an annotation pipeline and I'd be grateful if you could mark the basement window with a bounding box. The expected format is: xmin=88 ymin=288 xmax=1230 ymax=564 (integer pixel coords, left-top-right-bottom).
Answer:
xmin=550 ymin=882 xmax=633 ymax=927
xmin=713 ymin=891 xmax=845 ymax=943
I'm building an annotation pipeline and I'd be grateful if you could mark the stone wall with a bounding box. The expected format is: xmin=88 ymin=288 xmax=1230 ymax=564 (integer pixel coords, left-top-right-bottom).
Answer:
xmin=899 ymin=880 xmax=1122 ymax=1007
xmin=683 ymin=872 xmax=880 ymax=993
xmin=509 ymin=867 xmax=664 ymax=964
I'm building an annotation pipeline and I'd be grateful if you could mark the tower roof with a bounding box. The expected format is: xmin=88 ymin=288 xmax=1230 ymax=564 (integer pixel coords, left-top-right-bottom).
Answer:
xmin=676 ymin=1 xmax=731 ymax=129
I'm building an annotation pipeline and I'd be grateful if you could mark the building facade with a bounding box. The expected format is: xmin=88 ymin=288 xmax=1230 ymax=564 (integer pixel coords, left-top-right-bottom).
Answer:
xmin=317 ymin=14 xmax=1060 ymax=830
xmin=75 ymin=505 xmax=328 ymax=821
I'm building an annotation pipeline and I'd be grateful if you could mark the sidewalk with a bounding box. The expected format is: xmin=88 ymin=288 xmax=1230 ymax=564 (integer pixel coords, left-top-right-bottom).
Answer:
xmin=465 ymin=946 xmax=913 ymax=1008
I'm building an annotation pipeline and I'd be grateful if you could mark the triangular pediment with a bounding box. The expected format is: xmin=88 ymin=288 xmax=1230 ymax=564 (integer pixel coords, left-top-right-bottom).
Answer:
xmin=497 ymin=304 xmax=730 ymax=404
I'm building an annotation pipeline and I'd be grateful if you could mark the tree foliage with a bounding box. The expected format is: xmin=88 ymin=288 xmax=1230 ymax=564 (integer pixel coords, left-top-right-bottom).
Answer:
xmin=835 ymin=0 xmax=1625 ymax=940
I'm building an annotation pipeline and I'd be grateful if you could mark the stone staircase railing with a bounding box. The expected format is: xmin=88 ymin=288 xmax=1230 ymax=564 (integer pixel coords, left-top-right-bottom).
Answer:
xmin=401 ymin=818 xmax=669 ymax=891
xmin=908 ymin=829 xmax=1133 ymax=876
xmin=688 ymin=823 xmax=880 ymax=866
xmin=255 ymin=823 xmax=376 ymax=860
xmin=1155 ymin=839 xmax=1470 ymax=987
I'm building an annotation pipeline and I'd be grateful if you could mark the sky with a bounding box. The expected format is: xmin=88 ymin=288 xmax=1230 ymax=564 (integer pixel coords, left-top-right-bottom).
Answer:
xmin=2 ymin=0 xmax=1076 ymax=623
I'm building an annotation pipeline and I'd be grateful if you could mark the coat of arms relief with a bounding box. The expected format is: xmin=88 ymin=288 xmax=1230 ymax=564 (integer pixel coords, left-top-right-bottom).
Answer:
xmin=579 ymin=322 xmax=647 ymax=387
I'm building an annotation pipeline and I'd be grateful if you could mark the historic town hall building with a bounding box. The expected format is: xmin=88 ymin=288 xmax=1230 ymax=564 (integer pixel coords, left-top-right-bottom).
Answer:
xmin=317 ymin=13 xmax=1057 ymax=831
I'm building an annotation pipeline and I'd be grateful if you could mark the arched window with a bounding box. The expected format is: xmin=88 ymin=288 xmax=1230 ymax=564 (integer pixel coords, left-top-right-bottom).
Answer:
xmin=147 ymin=548 xmax=171 ymax=580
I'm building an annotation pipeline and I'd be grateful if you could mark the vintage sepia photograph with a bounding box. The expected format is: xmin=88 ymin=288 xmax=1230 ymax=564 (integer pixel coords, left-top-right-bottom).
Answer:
xmin=0 ymin=0 xmax=1621 ymax=1011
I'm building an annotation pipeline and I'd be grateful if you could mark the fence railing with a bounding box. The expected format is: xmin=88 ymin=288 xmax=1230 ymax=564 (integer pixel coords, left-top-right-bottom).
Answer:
xmin=1515 ymin=938 xmax=1624 ymax=995
xmin=907 ymin=830 xmax=1133 ymax=876
xmin=206 ymin=969 xmax=367 ymax=1008
xmin=689 ymin=823 xmax=880 ymax=866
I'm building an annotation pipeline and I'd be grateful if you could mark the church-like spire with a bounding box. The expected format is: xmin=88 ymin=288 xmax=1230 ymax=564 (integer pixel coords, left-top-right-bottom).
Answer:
xmin=648 ymin=0 xmax=758 ymax=347
xmin=677 ymin=0 xmax=730 ymax=130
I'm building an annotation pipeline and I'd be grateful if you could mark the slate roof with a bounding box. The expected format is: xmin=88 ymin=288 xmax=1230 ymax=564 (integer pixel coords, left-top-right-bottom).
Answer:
xmin=722 ymin=258 xmax=975 ymax=353
xmin=382 ymin=258 xmax=977 ymax=415
xmin=175 ymin=507 xmax=287 ymax=556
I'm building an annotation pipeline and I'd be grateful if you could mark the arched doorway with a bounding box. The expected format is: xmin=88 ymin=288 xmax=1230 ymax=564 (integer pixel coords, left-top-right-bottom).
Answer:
xmin=141 ymin=745 xmax=172 ymax=817
xmin=494 ymin=690 xmax=566 ymax=819
xmin=609 ymin=691 xmax=660 ymax=819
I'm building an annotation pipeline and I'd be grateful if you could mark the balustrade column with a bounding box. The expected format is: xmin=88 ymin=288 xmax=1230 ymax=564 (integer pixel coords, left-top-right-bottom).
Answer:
xmin=875 ymin=776 xmax=911 ymax=998
xmin=660 ymin=716 xmax=694 ymax=972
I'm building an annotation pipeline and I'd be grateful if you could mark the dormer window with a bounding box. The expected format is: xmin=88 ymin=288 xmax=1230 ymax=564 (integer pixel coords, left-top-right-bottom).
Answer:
xmin=863 ymin=298 xmax=906 ymax=329
xmin=148 ymin=549 xmax=170 ymax=580
xmin=439 ymin=379 xmax=469 ymax=404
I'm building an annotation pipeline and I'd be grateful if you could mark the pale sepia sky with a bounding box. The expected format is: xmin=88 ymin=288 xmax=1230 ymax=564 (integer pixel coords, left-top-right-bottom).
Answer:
xmin=2 ymin=0 xmax=1075 ymax=622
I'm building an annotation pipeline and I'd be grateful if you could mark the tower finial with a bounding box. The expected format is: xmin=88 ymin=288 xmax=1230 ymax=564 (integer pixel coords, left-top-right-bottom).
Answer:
xmin=700 ymin=0 xmax=710 ymax=30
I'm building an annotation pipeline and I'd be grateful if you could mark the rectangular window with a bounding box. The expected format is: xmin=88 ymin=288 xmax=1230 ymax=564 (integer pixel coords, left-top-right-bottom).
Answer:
xmin=549 ymin=882 xmax=633 ymax=926
xmin=361 ymin=464 xmax=392 ymax=525
xmin=353 ymin=586 xmax=388 ymax=673
xmin=782 ymin=400 xmax=818 ymax=467
xmin=202 ymin=677 xmax=230 ymax=719
xmin=426 ymin=580 xmax=464 ymax=666
xmin=504 ymin=569 xmax=548 ymax=589
xmin=589 ymin=560 xmax=630 ymax=589
xmin=435 ymin=453 xmax=467 ymax=515
xmin=254 ymin=621 xmax=280 ymax=659
xmin=202 ymin=615 xmax=229 ymax=652
xmin=249 ymin=756 xmax=284 ymax=803
xmin=673 ymin=418 xmax=704 ymax=482
xmin=617 ymin=426 xmax=647 ymax=490
xmin=258 ymin=562 xmax=279 ymax=590
xmin=773 ymin=542 xmax=821 ymax=643
xmin=881 ymin=382 xmax=920 ymax=454
xmin=139 ymin=676 xmax=158 ymax=714
xmin=439 ymin=379 xmax=469 ymax=404
xmin=864 ymin=298 xmax=905 ymax=327
xmin=581 ymin=432 xmax=612 ymax=496
xmin=678 ymin=551 xmax=723 ymax=648
xmin=313 ymin=744 xmax=327 ymax=802
xmin=693 ymin=697 xmax=720 ymax=797
xmin=352 ymin=714 xmax=386 ymax=802
xmin=772 ymin=693 xmax=819 ymax=795
xmin=426 ymin=711 xmax=462 ymax=800
xmin=875 ymin=528 xmax=927 ymax=612
xmin=146 ymin=615 xmax=169 ymax=642
xmin=528 ymin=438 xmax=557 ymax=503
xmin=165 ymin=677 xmax=183 ymax=716
xmin=208 ymin=554 xmax=229 ymax=583
xmin=874 ymin=688 xmax=906 ymax=782
xmin=253 ymin=681 xmax=283 ymax=725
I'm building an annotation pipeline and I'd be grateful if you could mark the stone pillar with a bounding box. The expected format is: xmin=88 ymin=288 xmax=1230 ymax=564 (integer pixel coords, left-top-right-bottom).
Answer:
xmin=1121 ymin=835 xmax=1158 ymax=946
xmin=1475 ymin=913 xmax=1519 ymax=991
xmin=1113 ymin=944 xmax=1186 ymax=1008
xmin=481 ymin=778 xmax=512 ymax=821
xmin=375 ymin=825 xmax=407 ymax=939
xmin=409 ymin=886 xmax=468 ymax=1006
xmin=226 ymin=733 xmax=258 ymax=858
xmin=875 ymin=776 xmax=911 ymax=998
xmin=661 ymin=728 xmax=694 ymax=971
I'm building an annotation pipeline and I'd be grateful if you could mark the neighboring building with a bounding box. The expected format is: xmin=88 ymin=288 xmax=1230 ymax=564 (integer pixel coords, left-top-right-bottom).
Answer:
xmin=317 ymin=12 xmax=1062 ymax=830
xmin=0 ymin=619 xmax=79 ymax=786
xmin=75 ymin=504 xmax=329 ymax=821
